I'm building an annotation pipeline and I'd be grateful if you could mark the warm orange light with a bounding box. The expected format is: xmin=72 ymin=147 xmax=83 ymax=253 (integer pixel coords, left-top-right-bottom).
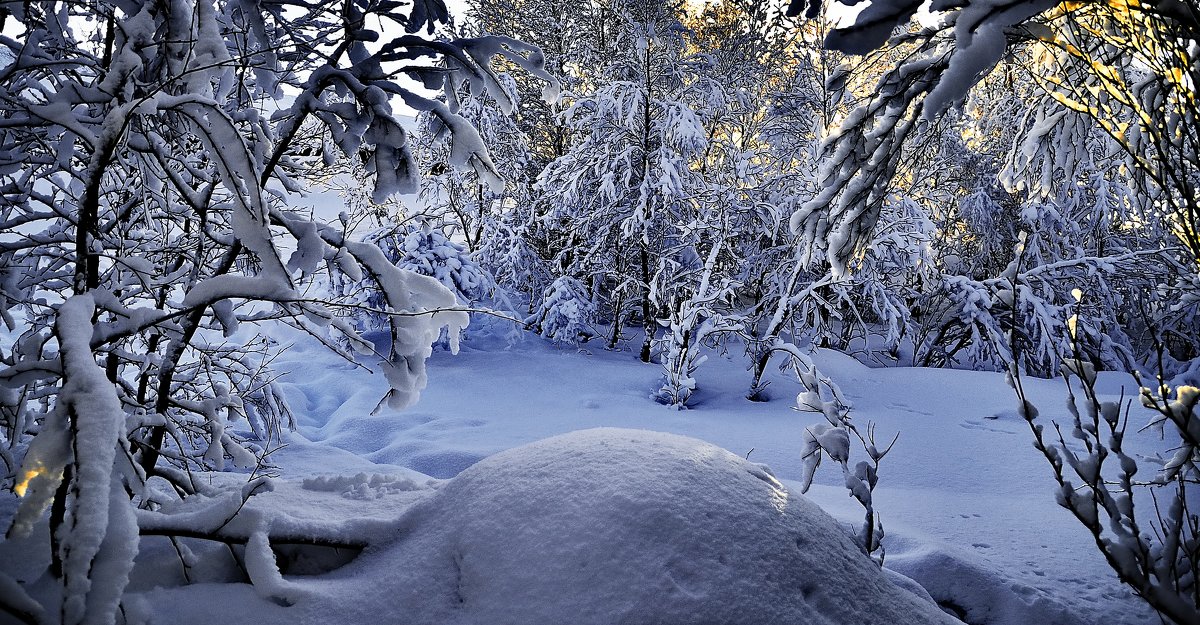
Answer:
xmin=13 ymin=462 xmax=44 ymax=497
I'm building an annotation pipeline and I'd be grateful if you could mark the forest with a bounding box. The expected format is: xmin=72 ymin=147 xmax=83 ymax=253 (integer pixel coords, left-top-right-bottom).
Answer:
xmin=0 ymin=0 xmax=1197 ymax=623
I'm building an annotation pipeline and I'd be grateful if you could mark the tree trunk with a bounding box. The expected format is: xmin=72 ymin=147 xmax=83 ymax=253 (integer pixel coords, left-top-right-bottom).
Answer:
xmin=640 ymin=246 xmax=653 ymax=362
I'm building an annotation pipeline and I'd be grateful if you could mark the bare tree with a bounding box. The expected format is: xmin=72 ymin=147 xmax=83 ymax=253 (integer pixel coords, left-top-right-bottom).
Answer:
xmin=0 ymin=0 xmax=550 ymax=621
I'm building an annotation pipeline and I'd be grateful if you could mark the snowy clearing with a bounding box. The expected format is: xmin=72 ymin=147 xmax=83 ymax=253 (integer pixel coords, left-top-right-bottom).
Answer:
xmin=3 ymin=323 xmax=1153 ymax=624
xmin=276 ymin=324 xmax=1163 ymax=624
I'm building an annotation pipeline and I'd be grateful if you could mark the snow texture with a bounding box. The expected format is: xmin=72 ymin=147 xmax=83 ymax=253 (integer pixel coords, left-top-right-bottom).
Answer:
xmin=144 ymin=428 xmax=958 ymax=625
xmin=364 ymin=429 xmax=956 ymax=625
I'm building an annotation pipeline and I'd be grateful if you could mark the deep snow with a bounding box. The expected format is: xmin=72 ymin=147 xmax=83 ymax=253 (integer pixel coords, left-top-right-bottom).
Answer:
xmin=260 ymin=320 xmax=1160 ymax=624
xmin=136 ymin=429 xmax=959 ymax=624
xmin=0 ymin=320 xmax=1167 ymax=624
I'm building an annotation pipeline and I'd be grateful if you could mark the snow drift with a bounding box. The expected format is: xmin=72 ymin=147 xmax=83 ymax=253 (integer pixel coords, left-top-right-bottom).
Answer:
xmin=383 ymin=427 xmax=957 ymax=624
xmin=151 ymin=428 xmax=956 ymax=624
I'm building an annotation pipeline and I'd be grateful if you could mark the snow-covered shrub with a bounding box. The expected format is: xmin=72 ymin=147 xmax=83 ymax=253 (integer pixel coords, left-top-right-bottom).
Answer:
xmin=525 ymin=277 xmax=597 ymax=344
xmin=655 ymin=302 xmax=743 ymax=407
xmin=788 ymin=344 xmax=895 ymax=563
xmin=744 ymin=265 xmax=839 ymax=399
xmin=1009 ymin=329 xmax=1200 ymax=625
xmin=912 ymin=191 xmax=1171 ymax=376
xmin=652 ymin=239 xmax=744 ymax=407
xmin=354 ymin=223 xmax=492 ymax=334
xmin=346 ymin=223 xmax=498 ymax=350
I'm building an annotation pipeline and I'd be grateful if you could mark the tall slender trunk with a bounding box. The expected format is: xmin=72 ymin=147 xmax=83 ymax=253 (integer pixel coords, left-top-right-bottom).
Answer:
xmin=638 ymin=37 xmax=655 ymax=364
xmin=639 ymin=245 xmax=653 ymax=363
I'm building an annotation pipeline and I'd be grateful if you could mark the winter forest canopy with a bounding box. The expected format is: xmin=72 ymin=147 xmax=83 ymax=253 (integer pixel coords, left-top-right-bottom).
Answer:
xmin=0 ymin=0 xmax=1198 ymax=622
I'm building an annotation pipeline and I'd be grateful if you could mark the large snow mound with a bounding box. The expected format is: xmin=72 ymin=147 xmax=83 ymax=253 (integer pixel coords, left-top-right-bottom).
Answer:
xmin=356 ymin=428 xmax=958 ymax=624
xmin=143 ymin=428 xmax=960 ymax=624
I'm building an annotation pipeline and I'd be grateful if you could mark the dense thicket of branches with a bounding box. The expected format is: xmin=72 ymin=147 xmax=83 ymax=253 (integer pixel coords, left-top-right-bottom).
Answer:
xmin=0 ymin=0 xmax=550 ymax=621
xmin=777 ymin=1 xmax=1200 ymax=621
xmin=365 ymin=1 xmax=1198 ymax=620
xmin=381 ymin=0 xmax=1196 ymax=400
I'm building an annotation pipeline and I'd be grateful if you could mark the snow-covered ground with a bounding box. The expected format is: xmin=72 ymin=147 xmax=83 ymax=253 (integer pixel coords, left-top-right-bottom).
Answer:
xmin=255 ymin=320 xmax=1156 ymax=624
xmin=0 ymin=320 xmax=1165 ymax=624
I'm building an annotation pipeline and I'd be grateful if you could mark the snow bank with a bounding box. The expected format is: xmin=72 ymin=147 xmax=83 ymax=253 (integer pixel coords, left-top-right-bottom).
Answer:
xmin=354 ymin=428 xmax=958 ymax=625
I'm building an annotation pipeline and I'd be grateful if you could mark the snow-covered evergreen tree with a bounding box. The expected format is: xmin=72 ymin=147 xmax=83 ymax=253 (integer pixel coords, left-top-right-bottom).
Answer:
xmin=525 ymin=276 xmax=599 ymax=343
xmin=373 ymin=224 xmax=491 ymax=305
